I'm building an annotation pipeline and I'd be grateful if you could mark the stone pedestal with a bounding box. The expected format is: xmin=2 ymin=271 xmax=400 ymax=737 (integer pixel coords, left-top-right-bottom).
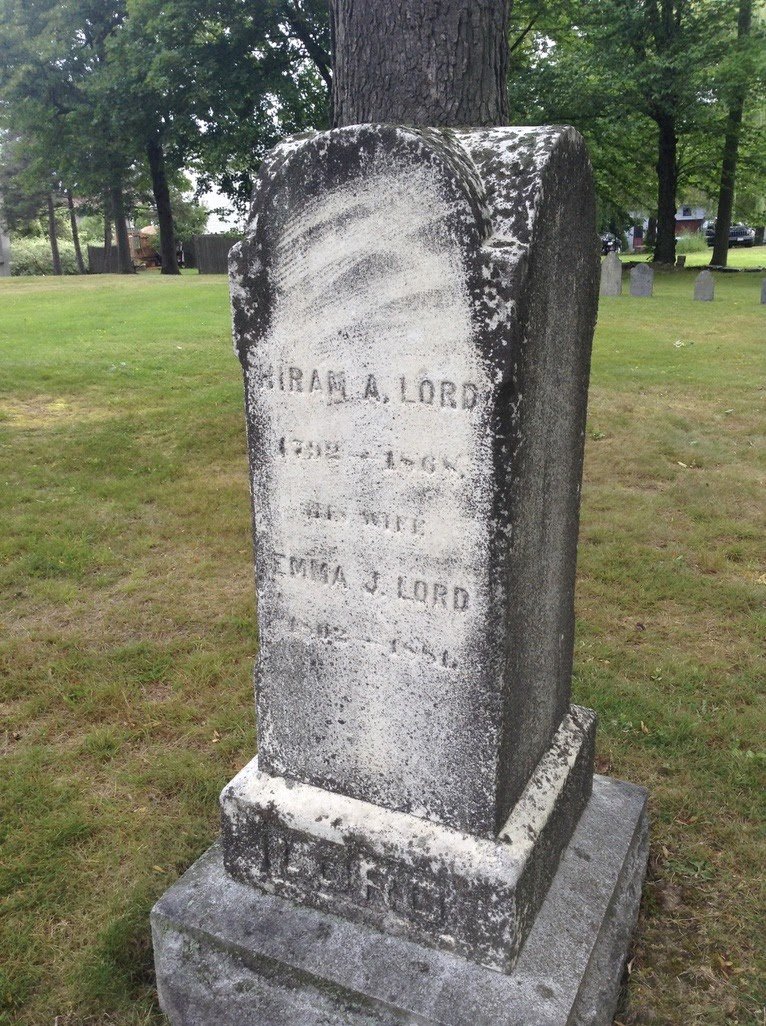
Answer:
xmin=153 ymin=121 xmax=648 ymax=1025
xmin=153 ymin=776 xmax=648 ymax=1026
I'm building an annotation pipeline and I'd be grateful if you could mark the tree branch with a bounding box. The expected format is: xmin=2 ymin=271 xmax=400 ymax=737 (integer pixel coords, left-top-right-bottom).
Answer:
xmin=509 ymin=15 xmax=540 ymax=56
xmin=287 ymin=4 xmax=332 ymax=94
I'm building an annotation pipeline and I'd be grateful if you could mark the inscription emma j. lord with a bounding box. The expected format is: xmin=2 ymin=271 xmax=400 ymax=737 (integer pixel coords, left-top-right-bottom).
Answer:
xmin=269 ymin=552 xmax=470 ymax=611
xmin=258 ymin=365 xmax=480 ymax=410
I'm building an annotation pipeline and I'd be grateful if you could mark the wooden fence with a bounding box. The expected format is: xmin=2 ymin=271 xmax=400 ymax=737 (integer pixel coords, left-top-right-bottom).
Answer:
xmin=87 ymin=245 xmax=118 ymax=274
xmin=193 ymin=234 xmax=243 ymax=275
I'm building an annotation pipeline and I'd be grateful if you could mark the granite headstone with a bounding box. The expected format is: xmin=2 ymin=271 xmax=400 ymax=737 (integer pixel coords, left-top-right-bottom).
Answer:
xmin=630 ymin=263 xmax=654 ymax=297
xmin=599 ymin=251 xmax=622 ymax=296
xmin=694 ymin=269 xmax=714 ymax=301
xmin=152 ymin=123 xmax=649 ymax=1026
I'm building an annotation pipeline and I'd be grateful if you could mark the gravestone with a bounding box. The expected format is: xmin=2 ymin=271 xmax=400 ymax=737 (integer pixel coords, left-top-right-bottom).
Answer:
xmin=152 ymin=124 xmax=649 ymax=1026
xmin=630 ymin=263 xmax=654 ymax=297
xmin=761 ymin=278 xmax=766 ymax=304
xmin=694 ymin=269 xmax=715 ymax=301
xmin=0 ymin=224 xmax=10 ymax=277
xmin=599 ymin=251 xmax=622 ymax=296
xmin=676 ymin=255 xmax=686 ymax=268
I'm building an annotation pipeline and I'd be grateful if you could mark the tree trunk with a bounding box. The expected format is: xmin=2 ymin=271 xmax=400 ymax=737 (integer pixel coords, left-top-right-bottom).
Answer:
xmin=711 ymin=0 xmax=752 ymax=268
xmin=47 ymin=193 xmax=62 ymax=275
xmin=146 ymin=136 xmax=180 ymax=275
xmin=329 ymin=0 xmax=510 ymax=128
xmin=645 ymin=216 xmax=657 ymax=248
xmin=103 ymin=190 xmax=114 ymax=272
xmin=653 ymin=114 xmax=677 ymax=265
xmin=111 ymin=184 xmax=135 ymax=274
xmin=66 ymin=189 xmax=86 ymax=274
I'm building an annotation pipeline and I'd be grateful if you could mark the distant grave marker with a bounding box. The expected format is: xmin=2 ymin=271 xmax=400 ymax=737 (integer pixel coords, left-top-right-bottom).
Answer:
xmin=630 ymin=263 xmax=654 ymax=297
xmin=694 ymin=269 xmax=715 ymax=301
xmin=600 ymin=251 xmax=623 ymax=296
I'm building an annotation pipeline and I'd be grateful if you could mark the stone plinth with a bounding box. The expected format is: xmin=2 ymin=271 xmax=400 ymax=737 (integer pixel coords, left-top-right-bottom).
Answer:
xmin=153 ymin=776 xmax=649 ymax=1026
xmin=222 ymin=707 xmax=595 ymax=971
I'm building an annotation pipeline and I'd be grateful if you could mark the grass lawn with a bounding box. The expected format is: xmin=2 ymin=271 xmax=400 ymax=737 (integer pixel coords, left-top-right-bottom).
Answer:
xmin=1 ymin=271 xmax=764 ymax=1025
xmin=621 ymin=243 xmax=766 ymax=269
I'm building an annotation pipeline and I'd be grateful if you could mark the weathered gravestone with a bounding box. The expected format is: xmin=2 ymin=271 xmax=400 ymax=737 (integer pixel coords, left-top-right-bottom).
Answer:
xmin=152 ymin=124 xmax=649 ymax=1026
xmin=694 ymin=269 xmax=715 ymax=301
xmin=630 ymin=263 xmax=654 ymax=297
xmin=599 ymin=251 xmax=622 ymax=296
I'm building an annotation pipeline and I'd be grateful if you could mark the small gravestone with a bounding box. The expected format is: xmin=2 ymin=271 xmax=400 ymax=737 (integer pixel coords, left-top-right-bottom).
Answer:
xmin=694 ymin=269 xmax=715 ymax=301
xmin=761 ymin=278 xmax=766 ymax=304
xmin=676 ymin=255 xmax=686 ymax=268
xmin=630 ymin=263 xmax=654 ymax=297
xmin=599 ymin=251 xmax=623 ymax=296
xmin=0 ymin=225 xmax=10 ymax=277
xmin=152 ymin=125 xmax=649 ymax=1026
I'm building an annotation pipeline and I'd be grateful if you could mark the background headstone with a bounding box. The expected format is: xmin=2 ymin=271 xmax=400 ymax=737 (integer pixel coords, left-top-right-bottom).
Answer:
xmin=599 ymin=251 xmax=622 ymax=296
xmin=675 ymin=255 xmax=686 ymax=268
xmin=761 ymin=278 xmax=766 ymax=304
xmin=630 ymin=263 xmax=654 ymax=297
xmin=694 ymin=269 xmax=714 ymax=301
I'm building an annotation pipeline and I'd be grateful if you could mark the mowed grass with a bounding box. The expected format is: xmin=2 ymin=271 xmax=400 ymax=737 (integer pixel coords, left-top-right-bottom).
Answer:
xmin=0 ymin=270 xmax=764 ymax=1025
xmin=622 ymin=243 xmax=766 ymax=268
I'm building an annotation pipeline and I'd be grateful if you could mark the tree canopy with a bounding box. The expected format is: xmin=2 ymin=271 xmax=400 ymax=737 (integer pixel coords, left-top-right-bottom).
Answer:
xmin=1 ymin=0 xmax=764 ymax=272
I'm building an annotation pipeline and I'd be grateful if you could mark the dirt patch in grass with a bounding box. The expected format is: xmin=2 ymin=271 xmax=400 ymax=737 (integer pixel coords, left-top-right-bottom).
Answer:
xmin=0 ymin=395 xmax=118 ymax=429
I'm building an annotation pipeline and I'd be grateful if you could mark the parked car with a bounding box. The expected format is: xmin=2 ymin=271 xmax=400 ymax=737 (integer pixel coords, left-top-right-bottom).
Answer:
xmin=601 ymin=232 xmax=621 ymax=254
xmin=705 ymin=222 xmax=756 ymax=247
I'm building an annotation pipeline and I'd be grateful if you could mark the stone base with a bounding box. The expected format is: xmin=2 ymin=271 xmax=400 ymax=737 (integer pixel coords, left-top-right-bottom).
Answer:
xmin=220 ymin=707 xmax=596 ymax=972
xmin=152 ymin=775 xmax=648 ymax=1026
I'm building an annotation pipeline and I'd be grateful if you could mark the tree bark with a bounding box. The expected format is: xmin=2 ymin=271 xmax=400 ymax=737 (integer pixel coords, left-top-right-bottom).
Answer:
xmin=111 ymin=184 xmax=135 ymax=274
xmin=330 ymin=0 xmax=511 ymax=128
xmin=66 ymin=189 xmax=86 ymax=274
xmin=653 ymin=114 xmax=677 ymax=265
xmin=146 ymin=136 xmax=180 ymax=275
xmin=103 ymin=189 xmax=114 ymax=272
xmin=711 ymin=0 xmax=752 ymax=268
xmin=47 ymin=192 xmax=62 ymax=275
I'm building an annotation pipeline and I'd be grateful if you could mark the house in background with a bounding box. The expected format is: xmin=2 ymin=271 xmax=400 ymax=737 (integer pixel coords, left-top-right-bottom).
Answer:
xmin=675 ymin=205 xmax=707 ymax=234
xmin=626 ymin=204 xmax=710 ymax=251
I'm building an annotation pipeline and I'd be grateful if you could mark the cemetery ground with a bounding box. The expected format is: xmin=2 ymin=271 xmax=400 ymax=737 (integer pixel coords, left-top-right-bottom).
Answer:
xmin=0 ymin=270 xmax=763 ymax=1026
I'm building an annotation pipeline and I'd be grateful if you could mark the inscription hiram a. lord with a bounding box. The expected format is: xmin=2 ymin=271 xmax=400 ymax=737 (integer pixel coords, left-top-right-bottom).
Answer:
xmin=257 ymin=365 xmax=480 ymax=410
xmin=269 ymin=551 xmax=471 ymax=611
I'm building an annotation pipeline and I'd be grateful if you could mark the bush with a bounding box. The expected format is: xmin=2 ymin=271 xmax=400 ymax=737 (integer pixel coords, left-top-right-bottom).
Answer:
xmin=10 ymin=237 xmax=83 ymax=276
xmin=675 ymin=232 xmax=708 ymax=254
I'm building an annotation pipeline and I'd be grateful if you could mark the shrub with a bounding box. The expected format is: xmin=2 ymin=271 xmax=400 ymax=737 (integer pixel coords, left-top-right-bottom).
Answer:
xmin=675 ymin=232 xmax=708 ymax=254
xmin=10 ymin=237 xmax=83 ymax=276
